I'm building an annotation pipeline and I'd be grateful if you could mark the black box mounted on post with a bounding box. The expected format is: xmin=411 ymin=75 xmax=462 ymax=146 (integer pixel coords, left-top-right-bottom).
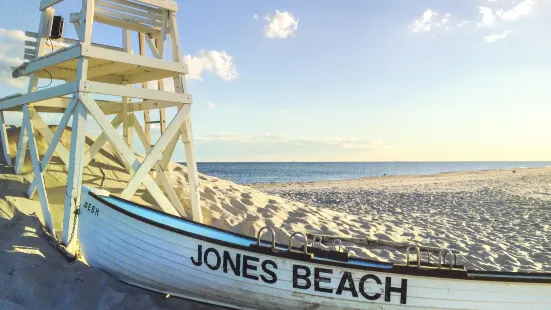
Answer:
xmin=50 ymin=16 xmax=64 ymax=39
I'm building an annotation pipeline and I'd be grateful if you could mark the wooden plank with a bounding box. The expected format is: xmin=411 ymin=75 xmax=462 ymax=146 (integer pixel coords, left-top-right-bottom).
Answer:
xmin=95 ymin=1 xmax=161 ymax=25
xmin=28 ymin=98 xmax=77 ymax=198
xmin=95 ymin=6 xmax=160 ymax=27
xmin=15 ymin=9 xmax=55 ymax=174
xmin=29 ymin=109 xmax=70 ymax=166
xmin=0 ymin=82 xmax=78 ymax=110
xmin=83 ymin=112 xmax=124 ymax=166
xmin=94 ymin=14 xmax=161 ymax=35
xmin=14 ymin=45 xmax=83 ymax=78
xmin=120 ymin=104 xmax=190 ymax=198
xmin=80 ymin=81 xmax=192 ymax=103
xmin=139 ymin=33 xmax=152 ymax=147
xmin=87 ymin=62 xmax=137 ymax=78
xmin=61 ymin=101 xmax=87 ymax=253
xmin=133 ymin=0 xmax=178 ymax=12
xmin=158 ymin=11 xmax=168 ymax=59
xmin=167 ymin=12 xmax=202 ymax=222
xmin=13 ymin=125 xmax=27 ymax=175
xmin=132 ymin=115 xmax=186 ymax=216
xmin=0 ymin=111 xmax=11 ymax=165
xmin=23 ymin=106 xmax=55 ymax=236
xmin=25 ymin=31 xmax=38 ymax=38
xmin=110 ymin=0 xmax=163 ymax=15
xmin=182 ymin=117 xmax=203 ymax=223
xmin=83 ymin=45 xmax=187 ymax=74
xmin=79 ymin=95 xmax=180 ymax=216
xmin=145 ymin=34 xmax=160 ymax=58
xmin=122 ymin=29 xmax=133 ymax=149
xmin=40 ymin=0 xmax=63 ymax=11
xmin=80 ymin=0 xmax=96 ymax=45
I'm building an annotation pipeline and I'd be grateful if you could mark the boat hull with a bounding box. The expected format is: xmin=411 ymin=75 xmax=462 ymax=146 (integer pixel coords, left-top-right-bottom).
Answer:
xmin=77 ymin=189 xmax=551 ymax=309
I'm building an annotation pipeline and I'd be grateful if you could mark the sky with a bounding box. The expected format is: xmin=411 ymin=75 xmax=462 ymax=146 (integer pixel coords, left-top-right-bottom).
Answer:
xmin=1 ymin=0 xmax=551 ymax=162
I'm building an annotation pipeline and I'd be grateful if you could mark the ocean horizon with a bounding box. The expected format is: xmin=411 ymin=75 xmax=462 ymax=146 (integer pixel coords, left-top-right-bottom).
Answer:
xmin=189 ymin=161 xmax=551 ymax=184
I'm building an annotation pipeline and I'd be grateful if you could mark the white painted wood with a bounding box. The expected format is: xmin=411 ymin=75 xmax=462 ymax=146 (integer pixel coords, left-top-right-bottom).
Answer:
xmin=158 ymin=11 xmax=168 ymax=59
xmin=40 ymin=0 xmax=63 ymax=11
xmin=132 ymin=0 xmax=177 ymax=12
xmin=96 ymin=0 xmax=162 ymax=22
xmin=14 ymin=8 xmax=54 ymax=174
xmin=145 ymin=34 xmax=160 ymax=58
xmin=87 ymin=62 xmax=137 ymax=79
xmin=122 ymin=29 xmax=133 ymax=149
xmin=61 ymin=100 xmax=88 ymax=252
xmin=78 ymin=191 xmax=551 ymax=310
xmin=0 ymin=82 xmax=79 ymax=110
xmin=182 ymin=117 xmax=202 ymax=223
xmin=93 ymin=14 xmax=161 ymax=35
xmin=14 ymin=45 xmax=83 ymax=78
xmin=120 ymin=104 xmax=190 ymax=199
xmin=132 ymin=115 xmax=186 ymax=216
xmin=28 ymin=98 xmax=77 ymax=198
xmin=79 ymin=81 xmax=192 ymax=103
xmin=83 ymin=112 xmax=123 ymax=166
xmin=13 ymin=124 xmax=27 ymax=175
xmin=166 ymin=11 xmax=201 ymax=222
xmin=109 ymin=0 xmax=163 ymax=15
xmin=95 ymin=6 xmax=161 ymax=27
xmin=82 ymin=46 xmax=188 ymax=74
xmin=29 ymin=110 xmax=70 ymax=166
xmin=79 ymin=95 xmax=180 ymax=216
xmin=0 ymin=111 xmax=11 ymax=165
xmin=80 ymin=0 xmax=96 ymax=46
xmin=23 ymin=106 xmax=55 ymax=235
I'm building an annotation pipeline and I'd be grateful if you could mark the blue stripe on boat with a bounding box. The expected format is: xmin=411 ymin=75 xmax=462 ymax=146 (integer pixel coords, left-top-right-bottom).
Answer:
xmin=102 ymin=196 xmax=392 ymax=269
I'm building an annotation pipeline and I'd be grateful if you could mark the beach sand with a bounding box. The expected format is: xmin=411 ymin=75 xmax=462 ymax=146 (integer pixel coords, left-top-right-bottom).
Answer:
xmin=1 ymin=125 xmax=550 ymax=308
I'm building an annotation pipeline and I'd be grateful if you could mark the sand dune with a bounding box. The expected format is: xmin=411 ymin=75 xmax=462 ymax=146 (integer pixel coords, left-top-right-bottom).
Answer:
xmin=1 ymin=125 xmax=551 ymax=309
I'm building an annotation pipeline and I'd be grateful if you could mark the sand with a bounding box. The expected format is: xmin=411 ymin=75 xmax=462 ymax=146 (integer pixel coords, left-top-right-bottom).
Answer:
xmin=1 ymin=125 xmax=550 ymax=309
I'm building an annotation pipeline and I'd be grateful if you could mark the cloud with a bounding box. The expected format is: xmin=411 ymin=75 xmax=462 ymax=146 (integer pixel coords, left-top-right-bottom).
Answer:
xmin=204 ymin=101 xmax=217 ymax=109
xmin=263 ymin=10 xmax=299 ymax=39
xmin=482 ymin=30 xmax=511 ymax=42
xmin=478 ymin=0 xmax=539 ymax=26
xmin=0 ymin=28 xmax=27 ymax=88
xmin=196 ymin=134 xmax=382 ymax=151
xmin=457 ymin=20 xmax=469 ymax=28
xmin=183 ymin=50 xmax=237 ymax=81
xmin=253 ymin=14 xmax=259 ymax=20
xmin=410 ymin=9 xmax=452 ymax=33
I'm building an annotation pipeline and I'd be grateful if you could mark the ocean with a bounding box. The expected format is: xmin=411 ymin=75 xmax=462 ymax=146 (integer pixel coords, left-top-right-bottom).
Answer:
xmin=192 ymin=162 xmax=551 ymax=185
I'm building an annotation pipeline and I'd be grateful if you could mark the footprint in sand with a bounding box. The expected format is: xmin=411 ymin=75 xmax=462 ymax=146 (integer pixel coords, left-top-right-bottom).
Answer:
xmin=241 ymin=193 xmax=252 ymax=199
xmin=241 ymin=199 xmax=254 ymax=206
xmin=229 ymin=199 xmax=250 ymax=212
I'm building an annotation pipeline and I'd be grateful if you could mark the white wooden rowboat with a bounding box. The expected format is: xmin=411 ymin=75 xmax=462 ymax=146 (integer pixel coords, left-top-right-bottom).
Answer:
xmin=77 ymin=187 xmax=551 ymax=309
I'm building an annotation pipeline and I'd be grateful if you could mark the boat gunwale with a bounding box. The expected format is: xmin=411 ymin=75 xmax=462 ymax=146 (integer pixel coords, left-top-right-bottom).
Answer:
xmin=85 ymin=191 xmax=551 ymax=283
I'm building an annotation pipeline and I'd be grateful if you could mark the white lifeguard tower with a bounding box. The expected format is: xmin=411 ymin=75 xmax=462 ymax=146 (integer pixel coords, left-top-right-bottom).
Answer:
xmin=0 ymin=0 xmax=202 ymax=254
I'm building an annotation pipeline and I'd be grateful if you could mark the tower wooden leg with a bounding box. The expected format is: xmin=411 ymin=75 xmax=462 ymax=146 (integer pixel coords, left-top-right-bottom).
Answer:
xmin=14 ymin=115 xmax=28 ymax=175
xmin=0 ymin=111 xmax=11 ymax=165
xmin=182 ymin=117 xmax=202 ymax=223
xmin=62 ymin=100 xmax=87 ymax=253
xmin=23 ymin=105 xmax=55 ymax=236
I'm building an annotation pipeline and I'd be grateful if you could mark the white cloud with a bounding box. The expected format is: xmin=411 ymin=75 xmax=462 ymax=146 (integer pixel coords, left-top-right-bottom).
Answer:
xmin=253 ymin=14 xmax=259 ymax=20
xmin=482 ymin=30 xmax=511 ymax=42
xmin=498 ymin=0 xmax=537 ymax=20
xmin=0 ymin=28 xmax=27 ymax=88
xmin=204 ymin=101 xmax=217 ymax=109
xmin=410 ymin=9 xmax=452 ymax=33
xmin=457 ymin=20 xmax=469 ymax=28
xmin=263 ymin=10 xmax=299 ymax=39
xmin=478 ymin=0 xmax=539 ymax=26
xmin=183 ymin=50 xmax=237 ymax=81
xmin=196 ymin=134 xmax=382 ymax=150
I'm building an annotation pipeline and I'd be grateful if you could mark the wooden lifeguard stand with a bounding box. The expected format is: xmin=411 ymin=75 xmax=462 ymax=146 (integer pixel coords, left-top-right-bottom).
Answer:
xmin=0 ymin=0 xmax=202 ymax=254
